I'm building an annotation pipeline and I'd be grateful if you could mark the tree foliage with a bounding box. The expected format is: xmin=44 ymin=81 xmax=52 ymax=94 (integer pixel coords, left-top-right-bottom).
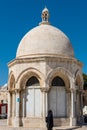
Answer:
xmin=83 ymin=73 xmax=87 ymax=83
xmin=83 ymin=73 xmax=87 ymax=90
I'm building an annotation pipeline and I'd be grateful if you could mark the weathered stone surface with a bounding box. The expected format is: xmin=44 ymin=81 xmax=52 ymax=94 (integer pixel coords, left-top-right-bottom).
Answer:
xmin=7 ymin=7 xmax=83 ymax=128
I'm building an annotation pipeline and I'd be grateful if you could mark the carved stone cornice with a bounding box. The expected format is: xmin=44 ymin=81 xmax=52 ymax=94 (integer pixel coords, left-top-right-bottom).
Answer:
xmin=8 ymin=55 xmax=83 ymax=68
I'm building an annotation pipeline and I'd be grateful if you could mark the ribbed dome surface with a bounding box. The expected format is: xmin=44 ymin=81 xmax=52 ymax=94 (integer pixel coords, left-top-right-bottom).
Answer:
xmin=16 ymin=24 xmax=74 ymax=58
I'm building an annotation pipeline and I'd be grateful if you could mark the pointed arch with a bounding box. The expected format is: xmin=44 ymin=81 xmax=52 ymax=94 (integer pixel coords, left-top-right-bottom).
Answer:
xmin=46 ymin=67 xmax=71 ymax=91
xmin=16 ymin=67 xmax=45 ymax=90
xmin=26 ymin=76 xmax=40 ymax=87
xmin=51 ymin=76 xmax=65 ymax=86
xmin=74 ymin=69 xmax=83 ymax=89
xmin=75 ymin=73 xmax=83 ymax=89
xmin=8 ymin=71 xmax=15 ymax=91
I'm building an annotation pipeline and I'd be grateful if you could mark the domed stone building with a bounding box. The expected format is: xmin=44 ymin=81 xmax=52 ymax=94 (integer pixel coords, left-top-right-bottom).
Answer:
xmin=8 ymin=7 xmax=83 ymax=128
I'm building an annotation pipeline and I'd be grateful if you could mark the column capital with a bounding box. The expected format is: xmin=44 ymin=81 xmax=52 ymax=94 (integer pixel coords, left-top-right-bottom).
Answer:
xmin=41 ymin=87 xmax=49 ymax=92
xmin=79 ymin=89 xmax=83 ymax=93
xmin=15 ymin=89 xmax=21 ymax=93
xmin=8 ymin=89 xmax=12 ymax=93
xmin=70 ymin=88 xmax=76 ymax=93
xmin=70 ymin=84 xmax=78 ymax=92
xmin=12 ymin=91 xmax=16 ymax=94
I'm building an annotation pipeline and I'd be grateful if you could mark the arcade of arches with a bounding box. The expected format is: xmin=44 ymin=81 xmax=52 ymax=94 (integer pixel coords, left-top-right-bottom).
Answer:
xmin=8 ymin=66 xmax=83 ymax=128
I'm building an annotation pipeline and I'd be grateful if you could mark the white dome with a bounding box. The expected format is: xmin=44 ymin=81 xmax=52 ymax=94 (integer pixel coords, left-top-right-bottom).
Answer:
xmin=16 ymin=24 xmax=74 ymax=58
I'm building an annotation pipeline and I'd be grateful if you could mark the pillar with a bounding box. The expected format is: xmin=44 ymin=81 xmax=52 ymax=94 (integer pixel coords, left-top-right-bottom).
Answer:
xmin=11 ymin=91 xmax=16 ymax=126
xmin=12 ymin=91 xmax=16 ymax=117
xmin=70 ymin=88 xmax=77 ymax=126
xmin=80 ymin=91 xmax=84 ymax=124
xmin=80 ymin=91 xmax=83 ymax=115
xmin=7 ymin=91 xmax=12 ymax=125
xmin=66 ymin=92 xmax=70 ymax=117
xmin=14 ymin=89 xmax=21 ymax=127
xmin=42 ymin=91 xmax=48 ymax=117
xmin=46 ymin=92 xmax=48 ymax=116
xmin=42 ymin=91 xmax=46 ymax=117
xmin=71 ymin=89 xmax=75 ymax=118
xmin=22 ymin=91 xmax=26 ymax=117
xmin=42 ymin=88 xmax=48 ymax=128
xmin=70 ymin=77 xmax=77 ymax=126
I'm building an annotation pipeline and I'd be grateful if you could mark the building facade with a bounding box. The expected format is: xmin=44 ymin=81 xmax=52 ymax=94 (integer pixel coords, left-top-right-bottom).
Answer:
xmin=0 ymin=84 xmax=8 ymax=104
xmin=7 ymin=8 xmax=83 ymax=128
xmin=0 ymin=84 xmax=8 ymax=118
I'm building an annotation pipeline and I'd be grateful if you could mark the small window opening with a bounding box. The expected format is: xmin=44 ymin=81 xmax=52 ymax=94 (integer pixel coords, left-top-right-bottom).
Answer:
xmin=26 ymin=76 xmax=39 ymax=86
xmin=51 ymin=76 xmax=65 ymax=86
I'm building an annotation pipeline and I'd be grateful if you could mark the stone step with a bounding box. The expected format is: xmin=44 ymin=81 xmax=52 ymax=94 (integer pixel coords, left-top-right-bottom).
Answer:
xmin=0 ymin=126 xmax=81 ymax=130
xmin=53 ymin=126 xmax=80 ymax=130
xmin=0 ymin=119 xmax=7 ymax=125
xmin=0 ymin=120 xmax=81 ymax=130
xmin=0 ymin=127 xmax=45 ymax=130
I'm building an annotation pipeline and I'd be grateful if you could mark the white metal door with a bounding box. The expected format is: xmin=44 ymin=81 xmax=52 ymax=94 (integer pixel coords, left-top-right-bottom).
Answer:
xmin=48 ymin=87 xmax=66 ymax=117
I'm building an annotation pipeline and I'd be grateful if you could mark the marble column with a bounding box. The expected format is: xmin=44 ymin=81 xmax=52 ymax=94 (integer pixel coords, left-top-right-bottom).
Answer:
xmin=80 ymin=91 xmax=83 ymax=115
xmin=11 ymin=91 xmax=16 ymax=126
xmin=42 ymin=91 xmax=48 ymax=116
xmin=66 ymin=92 xmax=70 ymax=117
xmin=12 ymin=91 xmax=16 ymax=117
xmin=7 ymin=91 xmax=12 ymax=125
xmin=70 ymin=88 xmax=76 ymax=126
xmin=14 ymin=89 xmax=21 ymax=127
xmin=42 ymin=88 xmax=48 ymax=127
xmin=46 ymin=92 xmax=48 ymax=117
xmin=22 ymin=90 xmax=26 ymax=117
xmin=70 ymin=77 xmax=77 ymax=126
xmin=71 ymin=89 xmax=75 ymax=118
xmin=16 ymin=90 xmax=20 ymax=117
xmin=80 ymin=91 xmax=84 ymax=124
xmin=42 ymin=91 xmax=46 ymax=117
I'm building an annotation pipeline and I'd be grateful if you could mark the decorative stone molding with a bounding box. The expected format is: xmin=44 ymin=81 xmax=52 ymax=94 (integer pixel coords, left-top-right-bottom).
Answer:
xmin=15 ymin=89 xmax=21 ymax=93
xmin=46 ymin=67 xmax=71 ymax=91
xmin=41 ymin=87 xmax=49 ymax=92
xmin=16 ymin=68 xmax=45 ymax=90
xmin=8 ymin=56 xmax=83 ymax=68
xmin=70 ymin=85 xmax=79 ymax=92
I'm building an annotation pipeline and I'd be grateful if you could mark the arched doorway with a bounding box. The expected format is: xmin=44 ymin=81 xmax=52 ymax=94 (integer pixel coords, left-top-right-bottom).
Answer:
xmin=21 ymin=76 xmax=42 ymax=117
xmin=48 ymin=76 xmax=67 ymax=117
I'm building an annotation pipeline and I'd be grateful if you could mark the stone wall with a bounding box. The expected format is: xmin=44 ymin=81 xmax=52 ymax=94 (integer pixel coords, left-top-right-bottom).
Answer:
xmin=0 ymin=84 xmax=8 ymax=104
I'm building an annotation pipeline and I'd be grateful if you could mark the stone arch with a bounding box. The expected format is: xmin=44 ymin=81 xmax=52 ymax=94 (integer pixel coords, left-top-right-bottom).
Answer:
xmin=16 ymin=67 xmax=45 ymax=90
xmin=26 ymin=76 xmax=40 ymax=87
xmin=75 ymin=73 xmax=83 ymax=89
xmin=51 ymin=76 xmax=65 ymax=86
xmin=8 ymin=71 xmax=15 ymax=91
xmin=46 ymin=67 xmax=71 ymax=91
xmin=47 ymin=67 xmax=71 ymax=118
xmin=18 ymin=68 xmax=44 ymax=118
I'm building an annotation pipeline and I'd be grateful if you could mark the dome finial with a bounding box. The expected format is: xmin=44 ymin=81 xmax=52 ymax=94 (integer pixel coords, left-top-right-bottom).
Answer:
xmin=39 ymin=7 xmax=50 ymax=25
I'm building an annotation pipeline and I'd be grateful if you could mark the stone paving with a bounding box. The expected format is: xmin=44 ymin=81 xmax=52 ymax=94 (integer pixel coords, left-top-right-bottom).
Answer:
xmin=54 ymin=126 xmax=87 ymax=130
xmin=0 ymin=126 xmax=87 ymax=130
xmin=0 ymin=119 xmax=87 ymax=130
xmin=75 ymin=126 xmax=87 ymax=130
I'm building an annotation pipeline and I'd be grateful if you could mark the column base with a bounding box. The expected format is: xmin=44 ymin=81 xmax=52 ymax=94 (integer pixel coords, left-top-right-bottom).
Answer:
xmin=70 ymin=117 xmax=77 ymax=126
xmin=23 ymin=117 xmax=47 ymax=128
xmin=7 ymin=117 xmax=12 ymax=126
xmin=14 ymin=117 xmax=21 ymax=127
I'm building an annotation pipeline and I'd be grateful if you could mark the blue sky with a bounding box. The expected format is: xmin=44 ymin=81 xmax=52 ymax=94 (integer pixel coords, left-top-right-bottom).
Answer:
xmin=0 ymin=0 xmax=87 ymax=86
